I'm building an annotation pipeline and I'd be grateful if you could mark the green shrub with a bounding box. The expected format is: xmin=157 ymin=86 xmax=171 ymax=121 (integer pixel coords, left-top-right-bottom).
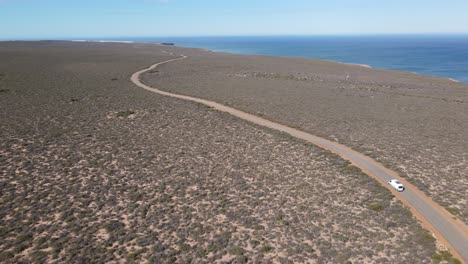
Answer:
xmin=235 ymin=255 xmax=248 ymax=264
xmin=127 ymin=252 xmax=139 ymax=262
xmin=13 ymin=243 xmax=29 ymax=254
xmin=250 ymin=240 xmax=260 ymax=248
xmin=0 ymin=227 xmax=9 ymax=236
xmin=32 ymin=250 xmax=49 ymax=262
xmin=431 ymin=253 xmax=442 ymax=263
xmin=420 ymin=231 xmax=435 ymax=242
xmin=0 ymin=251 xmax=14 ymax=261
xmin=228 ymin=246 xmax=244 ymax=255
xmin=368 ymin=202 xmax=384 ymax=212
xmin=341 ymin=163 xmax=362 ymax=174
xmin=206 ymin=243 xmax=219 ymax=253
xmin=35 ymin=236 xmax=48 ymax=246
xmin=431 ymin=251 xmax=461 ymax=264
xmin=196 ymin=249 xmax=207 ymax=257
xmin=116 ymin=110 xmax=135 ymax=117
xmin=260 ymin=244 xmax=272 ymax=253
xmin=16 ymin=233 xmax=33 ymax=244
xmin=178 ymin=243 xmax=191 ymax=252
xmin=446 ymin=207 xmax=460 ymax=216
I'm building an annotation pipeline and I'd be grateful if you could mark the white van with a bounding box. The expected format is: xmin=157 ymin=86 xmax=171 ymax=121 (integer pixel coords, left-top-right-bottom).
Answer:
xmin=388 ymin=179 xmax=405 ymax=192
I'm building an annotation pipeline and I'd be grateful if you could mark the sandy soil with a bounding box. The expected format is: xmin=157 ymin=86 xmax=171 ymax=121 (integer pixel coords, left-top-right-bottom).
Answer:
xmin=142 ymin=46 xmax=468 ymax=224
xmin=0 ymin=42 xmax=443 ymax=263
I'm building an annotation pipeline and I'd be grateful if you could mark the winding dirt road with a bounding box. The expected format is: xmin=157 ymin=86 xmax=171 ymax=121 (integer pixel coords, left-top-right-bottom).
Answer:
xmin=131 ymin=53 xmax=468 ymax=263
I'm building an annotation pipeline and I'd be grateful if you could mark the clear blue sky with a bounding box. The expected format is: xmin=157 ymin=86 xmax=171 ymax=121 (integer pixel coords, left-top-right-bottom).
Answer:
xmin=1 ymin=0 xmax=468 ymax=39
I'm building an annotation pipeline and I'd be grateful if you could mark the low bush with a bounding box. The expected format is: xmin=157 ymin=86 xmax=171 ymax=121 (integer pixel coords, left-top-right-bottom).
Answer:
xmin=116 ymin=110 xmax=135 ymax=117
xmin=228 ymin=246 xmax=244 ymax=256
xmin=368 ymin=202 xmax=384 ymax=212
xmin=431 ymin=251 xmax=461 ymax=264
xmin=260 ymin=244 xmax=272 ymax=253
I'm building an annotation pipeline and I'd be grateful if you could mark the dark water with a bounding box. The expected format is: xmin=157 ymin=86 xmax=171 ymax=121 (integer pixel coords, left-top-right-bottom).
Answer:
xmin=110 ymin=35 xmax=468 ymax=83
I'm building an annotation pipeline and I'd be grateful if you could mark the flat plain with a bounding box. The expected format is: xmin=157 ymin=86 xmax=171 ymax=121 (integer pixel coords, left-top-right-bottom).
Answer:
xmin=0 ymin=42 xmax=451 ymax=263
xmin=142 ymin=46 xmax=468 ymax=225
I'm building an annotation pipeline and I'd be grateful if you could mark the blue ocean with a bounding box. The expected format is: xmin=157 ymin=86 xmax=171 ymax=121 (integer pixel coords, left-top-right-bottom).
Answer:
xmin=115 ymin=35 xmax=468 ymax=83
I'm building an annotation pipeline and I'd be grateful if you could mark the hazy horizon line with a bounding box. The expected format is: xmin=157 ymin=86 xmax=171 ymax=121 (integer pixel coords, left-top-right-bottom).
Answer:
xmin=3 ymin=32 xmax=468 ymax=41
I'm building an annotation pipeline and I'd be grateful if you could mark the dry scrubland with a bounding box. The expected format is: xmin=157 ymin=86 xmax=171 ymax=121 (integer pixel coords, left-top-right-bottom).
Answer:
xmin=143 ymin=47 xmax=468 ymax=224
xmin=0 ymin=42 xmax=446 ymax=263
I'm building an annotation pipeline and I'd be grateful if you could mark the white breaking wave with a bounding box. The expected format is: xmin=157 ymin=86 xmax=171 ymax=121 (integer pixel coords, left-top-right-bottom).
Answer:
xmin=69 ymin=40 xmax=134 ymax=43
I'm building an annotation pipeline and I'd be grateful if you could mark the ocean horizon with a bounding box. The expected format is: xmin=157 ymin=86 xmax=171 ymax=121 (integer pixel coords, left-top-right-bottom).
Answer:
xmin=27 ymin=35 xmax=468 ymax=84
xmin=116 ymin=35 xmax=468 ymax=84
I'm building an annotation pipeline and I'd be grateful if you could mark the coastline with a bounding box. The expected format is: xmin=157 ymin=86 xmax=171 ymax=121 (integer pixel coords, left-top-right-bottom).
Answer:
xmin=157 ymin=39 xmax=467 ymax=84
xmin=337 ymin=61 xmax=372 ymax=68
xmin=175 ymin=44 xmax=465 ymax=84
xmin=2 ymin=39 xmax=465 ymax=84
xmin=449 ymin=78 xmax=461 ymax=83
